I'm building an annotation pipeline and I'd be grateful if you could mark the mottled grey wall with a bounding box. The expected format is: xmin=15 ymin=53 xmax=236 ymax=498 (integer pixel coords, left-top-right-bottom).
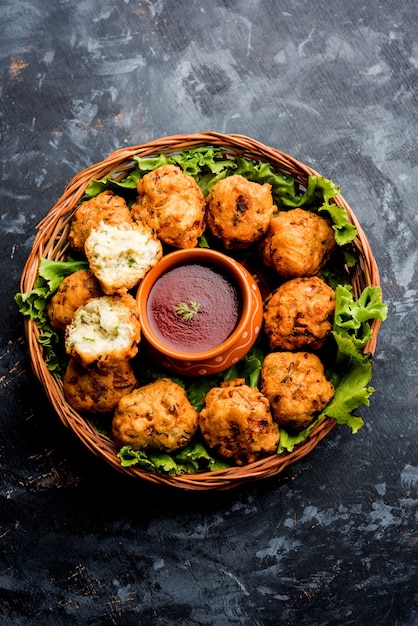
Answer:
xmin=1 ymin=1 xmax=417 ymax=625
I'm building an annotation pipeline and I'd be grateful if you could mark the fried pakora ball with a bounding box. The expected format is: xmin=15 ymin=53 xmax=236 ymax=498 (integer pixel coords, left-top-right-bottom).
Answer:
xmin=198 ymin=378 xmax=280 ymax=465
xmin=206 ymin=175 xmax=275 ymax=249
xmin=85 ymin=220 xmax=163 ymax=295
xmin=46 ymin=269 xmax=102 ymax=333
xmin=263 ymin=276 xmax=335 ymax=351
xmin=68 ymin=191 xmax=133 ymax=254
xmin=63 ymin=358 xmax=138 ymax=414
xmin=260 ymin=208 xmax=336 ymax=278
xmin=65 ymin=294 xmax=141 ymax=368
xmin=131 ymin=164 xmax=206 ymax=249
xmin=112 ymin=378 xmax=199 ymax=453
xmin=260 ymin=351 xmax=334 ymax=431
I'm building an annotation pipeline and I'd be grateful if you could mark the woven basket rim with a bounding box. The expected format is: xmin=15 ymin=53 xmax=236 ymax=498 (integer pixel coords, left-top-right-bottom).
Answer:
xmin=21 ymin=131 xmax=382 ymax=491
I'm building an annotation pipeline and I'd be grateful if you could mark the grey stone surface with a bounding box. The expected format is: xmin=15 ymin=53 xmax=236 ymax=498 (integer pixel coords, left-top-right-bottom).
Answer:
xmin=1 ymin=0 xmax=417 ymax=624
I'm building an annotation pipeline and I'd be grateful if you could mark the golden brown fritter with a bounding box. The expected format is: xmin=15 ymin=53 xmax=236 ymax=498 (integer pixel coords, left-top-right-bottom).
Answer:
xmin=85 ymin=220 xmax=163 ymax=295
xmin=65 ymin=294 xmax=141 ymax=368
xmin=46 ymin=269 xmax=102 ymax=333
xmin=131 ymin=164 xmax=206 ymax=249
xmin=206 ymin=175 xmax=275 ymax=249
xmin=63 ymin=358 xmax=138 ymax=414
xmin=198 ymin=378 xmax=280 ymax=465
xmin=263 ymin=276 xmax=335 ymax=351
xmin=260 ymin=351 xmax=334 ymax=430
xmin=68 ymin=191 xmax=133 ymax=254
xmin=260 ymin=208 xmax=336 ymax=278
xmin=112 ymin=378 xmax=199 ymax=453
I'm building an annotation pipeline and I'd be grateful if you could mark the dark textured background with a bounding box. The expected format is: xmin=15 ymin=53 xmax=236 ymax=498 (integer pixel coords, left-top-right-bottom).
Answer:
xmin=1 ymin=1 xmax=417 ymax=624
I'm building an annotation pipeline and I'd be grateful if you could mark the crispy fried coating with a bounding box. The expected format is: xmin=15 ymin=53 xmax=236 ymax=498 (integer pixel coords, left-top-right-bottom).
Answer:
xmin=68 ymin=191 xmax=133 ymax=254
xmin=260 ymin=208 xmax=336 ymax=278
xmin=131 ymin=164 xmax=206 ymax=248
xmin=46 ymin=269 xmax=102 ymax=333
xmin=206 ymin=175 xmax=275 ymax=249
xmin=63 ymin=358 xmax=137 ymax=414
xmin=199 ymin=378 xmax=280 ymax=465
xmin=263 ymin=276 xmax=335 ymax=351
xmin=112 ymin=378 xmax=199 ymax=453
xmin=65 ymin=294 xmax=141 ymax=368
xmin=260 ymin=351 xmax=334 ymax=430
xmin=85 ymin=220 xmax=163 ymax=295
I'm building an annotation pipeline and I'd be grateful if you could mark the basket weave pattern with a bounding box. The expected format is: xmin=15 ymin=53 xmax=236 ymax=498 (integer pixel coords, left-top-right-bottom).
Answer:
xmin=20 ymin=132 xmax=382 ymax=490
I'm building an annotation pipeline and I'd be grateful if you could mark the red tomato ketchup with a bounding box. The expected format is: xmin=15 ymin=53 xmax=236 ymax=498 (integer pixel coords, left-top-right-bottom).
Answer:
xmin=146 ymin=263 xmax=242 ymax=353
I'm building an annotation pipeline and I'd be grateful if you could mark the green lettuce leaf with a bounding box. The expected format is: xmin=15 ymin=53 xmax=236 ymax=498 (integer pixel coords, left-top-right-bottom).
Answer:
xmin=222 ymin=344 xmax=265 ymax=388
xmin=38 ymin=258 xmax=89 ymax=293
xmin=15 ymin=258 xmax=88 ymax=375
xmin=168 ymin=145 xmax=233 ymax=177
xmin=333 ymin=284 xmax=388 ymax=350
xmin=144 ymin=145 xmax=234 ymax=195
xmin=186 ymin=376 xmax=220 ymax=412
xmin=320 ymin=333 xmax=374 ymax=432
xmin=84 ymin=170 xmax=143 ymax=197
xmin=318 ymin=285 xmax=387 ymax=432
xmin=233 ymin=160 xmax=333 ymax=209
xmin=277 ymin=418 xmax=325 ymax=454
xmin=304 ymin=174 xmax=340 ymax=207
xmin=117 ymin=440 xmax=229 ymax=475
xmin=15 ymin=258 xmax=88 ymax=321
xmin=117 ymin=446 xmax=160 ymax=470
xmin=84 ymin=146 xmax=234 ymax=198
xmin=173 ymin=441 xmax=230 ymax=472
xmin=321 ymin=204 xmax=358 ymax=246
xmin=233 ymin=156 xmax=305 ymax=206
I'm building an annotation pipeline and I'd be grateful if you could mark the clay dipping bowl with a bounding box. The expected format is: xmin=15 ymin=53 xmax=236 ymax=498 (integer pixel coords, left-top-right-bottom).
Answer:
xmin=136 ymin=248 xmax=263 ymax=376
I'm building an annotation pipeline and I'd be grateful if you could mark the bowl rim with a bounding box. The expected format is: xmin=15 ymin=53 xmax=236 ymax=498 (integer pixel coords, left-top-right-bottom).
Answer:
xmin=136 ymin=247 xmax=260 ymax=361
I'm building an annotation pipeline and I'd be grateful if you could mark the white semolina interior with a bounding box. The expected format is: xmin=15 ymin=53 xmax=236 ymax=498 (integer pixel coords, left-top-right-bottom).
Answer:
xmin=67 ymin=297 xmax=135 ymax=357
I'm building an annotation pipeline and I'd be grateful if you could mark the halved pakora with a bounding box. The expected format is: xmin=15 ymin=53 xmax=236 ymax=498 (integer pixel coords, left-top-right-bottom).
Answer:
xmin=65 ymin=294 xmax=141 ymax=368
xmin=68 ymin=190 xmax=133 ymax=254
xmin=85 ymin=220 xmax=162 ymax=295
xmin=46 ymin=269 xmax=102 ymax=333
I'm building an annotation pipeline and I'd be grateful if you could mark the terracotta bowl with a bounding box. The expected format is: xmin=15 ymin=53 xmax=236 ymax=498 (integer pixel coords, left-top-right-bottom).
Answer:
xmin=136 ymin=248 xmax=263 ymax=376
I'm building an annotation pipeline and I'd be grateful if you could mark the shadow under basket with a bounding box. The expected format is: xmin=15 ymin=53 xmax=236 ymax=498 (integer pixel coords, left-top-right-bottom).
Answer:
xmin=20 ymin=131 xmax=383 ymax=491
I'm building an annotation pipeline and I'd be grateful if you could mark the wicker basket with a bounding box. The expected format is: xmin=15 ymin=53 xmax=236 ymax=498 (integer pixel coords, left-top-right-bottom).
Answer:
xmin=20 ymin=132 xmax=382 ymax=491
